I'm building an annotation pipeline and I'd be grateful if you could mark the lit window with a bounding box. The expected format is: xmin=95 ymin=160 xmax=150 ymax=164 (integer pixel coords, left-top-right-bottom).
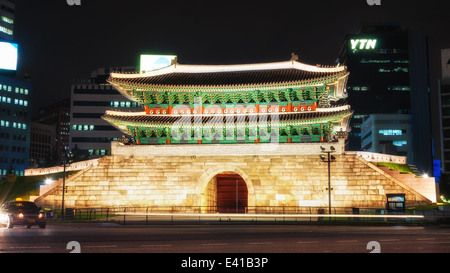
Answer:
xmin=379 ymin=129 xmax=402 ymax=136
xmin=89 ymin=125 xmax=94 ymax=130
xmin=14 ymin=99 xmax=18 ymax=104
xmin=1 ymin=16 xmax=14 ymax=24
xmin=24 ymin=100 xmax=28 ymax=106
xmin=393 ymin=140 xmax=407 ymax=147
xmin=24 ymin=89 xmax=28 ymax=95
xmin=0 ymin=26 xmax=13 ymax=36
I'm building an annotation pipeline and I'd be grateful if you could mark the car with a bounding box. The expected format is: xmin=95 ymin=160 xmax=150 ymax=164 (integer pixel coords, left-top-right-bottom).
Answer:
xmin=0 ymin=199 xmax=46 ymax=229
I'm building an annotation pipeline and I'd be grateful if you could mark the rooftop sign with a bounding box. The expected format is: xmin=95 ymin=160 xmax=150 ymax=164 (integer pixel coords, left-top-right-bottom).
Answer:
xmin=140 ymin=55 xmax=177 ymax=73
xmin=0 ymin=41 xmax=18 ymax=71
xmin=350 ymin=39 xmax=377 ymax=50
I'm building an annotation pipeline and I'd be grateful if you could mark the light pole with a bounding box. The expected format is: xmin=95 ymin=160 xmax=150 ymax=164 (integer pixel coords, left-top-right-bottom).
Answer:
xmin=61 ymin=148 xmax=73 ymax=221
xmin=320 ymin=146 xmax=336 ymax=215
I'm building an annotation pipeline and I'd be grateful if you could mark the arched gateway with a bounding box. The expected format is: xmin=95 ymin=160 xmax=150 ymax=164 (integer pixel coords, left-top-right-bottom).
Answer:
xmin=32 ymin=57 xmax=436 ymax=212
xmin=197 ymin=165 xmax=255 ymax=213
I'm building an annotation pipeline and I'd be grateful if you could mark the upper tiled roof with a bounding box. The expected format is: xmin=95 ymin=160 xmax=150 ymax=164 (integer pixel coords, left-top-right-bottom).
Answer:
xmin=108 ymin=61 xmax=348 ymax=88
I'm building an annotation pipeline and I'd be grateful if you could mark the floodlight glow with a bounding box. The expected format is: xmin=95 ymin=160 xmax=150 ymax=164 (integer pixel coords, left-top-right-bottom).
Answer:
xmin=0 ymin=41 xmax=18 ymax=71
xmin=140 ymin=55 xmax=177 ymax=73
xmin=45 ymin=178 xmax=54 ymax=185
xmin=422 ymin=174 xmax=429 ymax=178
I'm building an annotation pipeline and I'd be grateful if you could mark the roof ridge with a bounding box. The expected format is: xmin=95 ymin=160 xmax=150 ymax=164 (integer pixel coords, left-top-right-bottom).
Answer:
xmin=110 ymin=60 xmax=347 ymax=79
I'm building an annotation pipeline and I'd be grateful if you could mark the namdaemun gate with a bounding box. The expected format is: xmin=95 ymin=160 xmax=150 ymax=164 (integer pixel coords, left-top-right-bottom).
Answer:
xmin=34 ymin=56 xmax=437 ymax=213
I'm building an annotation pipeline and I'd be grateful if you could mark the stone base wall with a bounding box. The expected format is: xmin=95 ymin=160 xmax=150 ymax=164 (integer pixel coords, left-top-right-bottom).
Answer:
xmin=34 ymin=144 xmax=436 ymax=211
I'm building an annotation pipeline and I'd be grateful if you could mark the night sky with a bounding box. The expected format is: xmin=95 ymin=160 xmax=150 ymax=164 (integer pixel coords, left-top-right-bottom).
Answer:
xmin=11 ymin=0 xmax=450 ymax=119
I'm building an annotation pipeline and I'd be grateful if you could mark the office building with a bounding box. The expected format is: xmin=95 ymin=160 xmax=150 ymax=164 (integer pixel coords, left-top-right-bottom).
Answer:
xmin=29 ymin=122 xmax=56 ymax=168
xmin=69 ymin=67 xmax=140 ymax=157
xmin=0 ymin=75 xmax=32 ymax=176
xmin=0 ymin=0 xmax=14 ymax=41
xmin=338 ymin=23 xmax=432 ymax=173
xmin=32 ymin=98 xmax=70 ymax=159
xmin=439 ymin=49 xmax=450 ymax=177
xmin=361 ymin=114 xmax=413 ymax=161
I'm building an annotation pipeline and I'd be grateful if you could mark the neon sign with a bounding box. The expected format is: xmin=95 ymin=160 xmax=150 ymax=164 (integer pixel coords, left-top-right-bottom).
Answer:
xmin=350 ymin=39 xmax=377 ymax=50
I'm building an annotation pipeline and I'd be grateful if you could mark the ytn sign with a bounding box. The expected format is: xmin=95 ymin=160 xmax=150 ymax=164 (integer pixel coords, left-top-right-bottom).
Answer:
xmin=350 ymin=39 xmax=377 ymax=50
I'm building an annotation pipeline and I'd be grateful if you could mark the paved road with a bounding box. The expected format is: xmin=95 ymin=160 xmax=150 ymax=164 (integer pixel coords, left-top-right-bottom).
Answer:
xmin=1 ymin=223 xmax=449 ymax=254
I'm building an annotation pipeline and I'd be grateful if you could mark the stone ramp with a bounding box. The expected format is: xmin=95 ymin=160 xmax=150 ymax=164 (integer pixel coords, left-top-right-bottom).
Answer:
xmin=34 ymin=149 xmax=436 ymax=210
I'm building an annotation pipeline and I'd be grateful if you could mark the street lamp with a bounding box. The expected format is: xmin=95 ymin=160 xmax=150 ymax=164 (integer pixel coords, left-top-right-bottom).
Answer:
xmin=320 ymin=146 xmax=336 ymax=215
xmin=61 ymin=148 xmax=73 ymax=221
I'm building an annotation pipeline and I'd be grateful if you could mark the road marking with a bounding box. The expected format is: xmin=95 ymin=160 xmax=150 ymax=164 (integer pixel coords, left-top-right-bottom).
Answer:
xmin=297 ymin=241 xmax=319 ymax=244
xmin=10 ymin=246 xmax=51 ymax=249
xmin=85 ymin=245 xmax=118 ymax=248
xmin=249 ymin=242 xmax=272 ymax=245
xmin=141 ymin=244 xmax=172 ymax=247
xmin=416 ymin=238 xmax=436 ymax=241
xmin=201 ymin=243 xmax=229 ymax=246
xmin=337 ymin=240 xmax=359 ymax=243
xmin=379 ymin=239 xmax=400 ymax=242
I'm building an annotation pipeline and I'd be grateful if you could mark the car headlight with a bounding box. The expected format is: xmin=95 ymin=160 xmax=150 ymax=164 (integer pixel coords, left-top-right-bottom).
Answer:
xmin=17 ymin=213 xmax=24 ymax=218
xmin=38 ymin=213 xmax=44 ymax=219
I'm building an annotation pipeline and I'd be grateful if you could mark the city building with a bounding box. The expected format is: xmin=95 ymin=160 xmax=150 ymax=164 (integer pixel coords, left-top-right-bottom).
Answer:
xmin=338 ymin=23 xmax=433 ymax=174
xmin=35 ymin=58 xmax=437 ymax=211
xmin=32 ymin=98 xmax=70 ymax=159
xmin=361 ymin=114 xmax=413 ymax=161
xmin=0 ymin=0 xmax=14 ymax=41
xmin=0 ymin=74 xmax=32 ymax=176
xmin=69 ymin=67 xmax=140 ymax=158
xmin=29 ymin=122 xmax=56 ymax=168
xmin=439 ymin=49 xmax=450 ymax=181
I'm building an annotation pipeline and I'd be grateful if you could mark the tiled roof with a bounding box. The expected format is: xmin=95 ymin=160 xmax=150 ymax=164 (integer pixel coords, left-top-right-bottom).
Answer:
xmin=109 ymin=69 xmax=345 ymax=88
xmin=108 ymin=61 xmax=348 ymax=89
xmin=102 ymin=107 xmax=352 ymax=126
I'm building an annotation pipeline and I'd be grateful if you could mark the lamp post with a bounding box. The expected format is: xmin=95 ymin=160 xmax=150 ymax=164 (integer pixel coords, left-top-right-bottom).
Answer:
xmin=320 ymin=146 xmax=336 ymax=215
xmin=61 ymin=148 xmax=73 ymax=221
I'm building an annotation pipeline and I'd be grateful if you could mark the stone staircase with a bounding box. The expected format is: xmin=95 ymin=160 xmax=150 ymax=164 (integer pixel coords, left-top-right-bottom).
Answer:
xmin=376 ymin=165 xmax=437 ymax=203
